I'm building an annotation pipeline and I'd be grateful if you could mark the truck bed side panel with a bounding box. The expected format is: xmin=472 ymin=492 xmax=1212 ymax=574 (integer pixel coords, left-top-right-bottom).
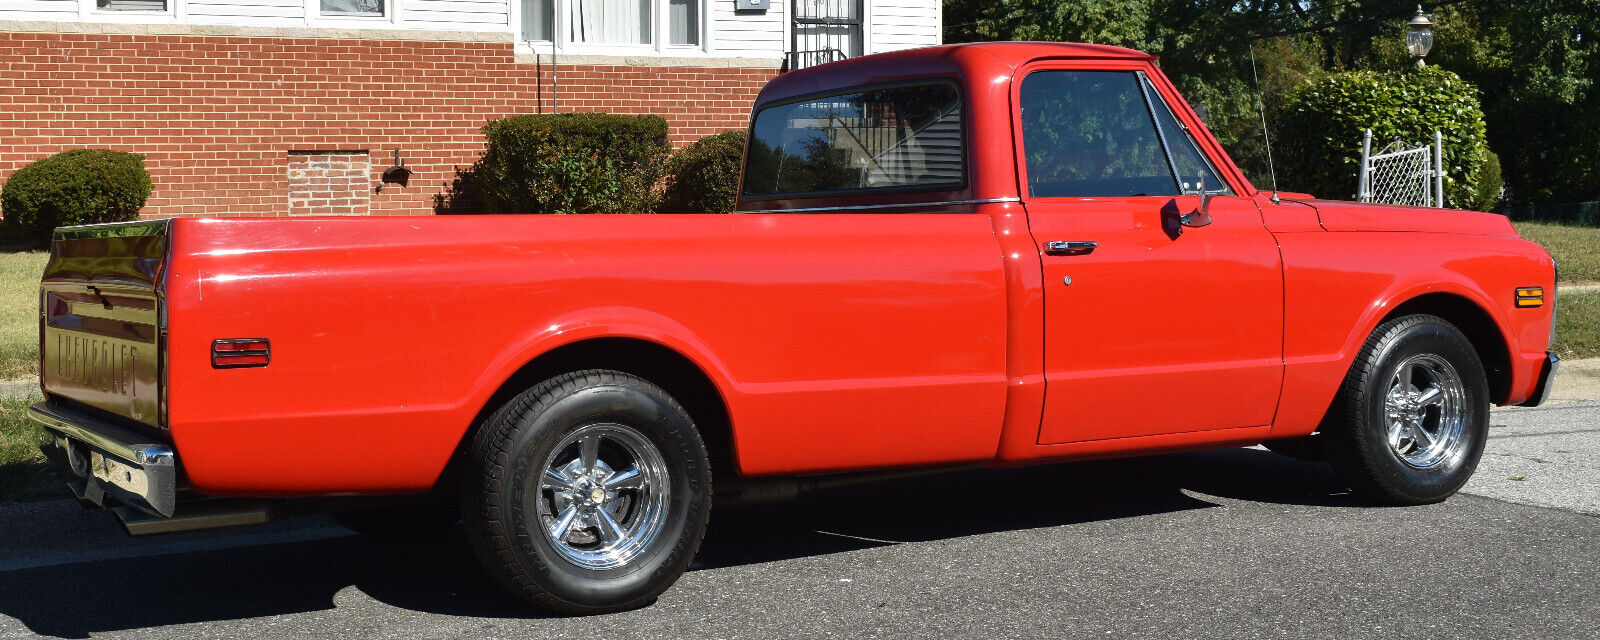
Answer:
xmin=165 ymin=214 xmax=1010 ymax=494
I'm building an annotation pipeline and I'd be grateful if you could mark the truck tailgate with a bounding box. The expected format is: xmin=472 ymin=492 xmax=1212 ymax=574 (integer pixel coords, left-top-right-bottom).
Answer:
xmin=40 ymin=220 xmax=168 ymax=428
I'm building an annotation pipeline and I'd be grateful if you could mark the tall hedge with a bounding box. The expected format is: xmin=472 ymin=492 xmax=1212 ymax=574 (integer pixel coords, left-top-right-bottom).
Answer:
xmin=1277 ymin=66 xmax=1500 ymax=210
xmin=2 ymin=149 xmax=151 ymax=244
xmin=473 ymin=113 xmax=671 ymax=213
xmin=660 ymin=131 xmax=745 ymax=213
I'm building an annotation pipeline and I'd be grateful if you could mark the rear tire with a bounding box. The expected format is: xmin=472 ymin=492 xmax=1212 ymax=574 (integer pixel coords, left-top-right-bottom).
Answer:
xmin=1323 ymin=314 xmax=1489 ymax=505
xmin=460 ymin=370 xmax=711 ymax=614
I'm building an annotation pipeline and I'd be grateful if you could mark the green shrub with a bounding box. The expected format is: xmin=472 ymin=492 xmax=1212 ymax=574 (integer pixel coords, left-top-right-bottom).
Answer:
xmin=1469 ymin=149 xmax=1503 ymax=212
xmin=473 ymin=113 xmax=671 ymax=213
xmin=660 ymin=131 xmax=745 ymax=213
xmin=1 ymin=150 xmax=151 ymax=244
xmin=1277 ymin=66 xmax=1495 ymax=210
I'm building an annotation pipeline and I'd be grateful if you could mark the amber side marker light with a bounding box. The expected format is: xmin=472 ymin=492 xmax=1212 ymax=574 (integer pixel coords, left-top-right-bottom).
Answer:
xmin=1515 ymin=287 xmax=1545 ymax=308
xmin=213 ymin=338 xmax=271 ymax=368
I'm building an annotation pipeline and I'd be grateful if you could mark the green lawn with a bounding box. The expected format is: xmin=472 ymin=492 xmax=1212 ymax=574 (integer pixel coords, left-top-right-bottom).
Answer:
xmin=1514 ymin=222 xmax=1600 ymax=283
xmin=1554 ymin=290 xmax=1600 ymax=360
xmin=0 ymin=390 xmax=66 ymax=503
xmin=0 ymin=251 xmax=47 ymax=381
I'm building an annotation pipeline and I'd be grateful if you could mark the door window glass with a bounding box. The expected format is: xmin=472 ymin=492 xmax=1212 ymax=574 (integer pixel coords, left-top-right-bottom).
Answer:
xmin=1141 ymin=76 xmax=1232 ymax=195
xmin=1019 ymin=70 xmax=1179 ymax=198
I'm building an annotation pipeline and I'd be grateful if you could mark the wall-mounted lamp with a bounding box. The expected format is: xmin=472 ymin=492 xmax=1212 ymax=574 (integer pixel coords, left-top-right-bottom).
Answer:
xmin=374 ymin=149 xmax=413 ymax=193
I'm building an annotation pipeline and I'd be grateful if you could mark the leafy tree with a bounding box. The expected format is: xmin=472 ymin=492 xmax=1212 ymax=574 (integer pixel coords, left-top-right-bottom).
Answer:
xmin=942 ymin=0 xmax=1600 ymax=206
xmin=1364 ymin=1 xmax=1599 ymax=205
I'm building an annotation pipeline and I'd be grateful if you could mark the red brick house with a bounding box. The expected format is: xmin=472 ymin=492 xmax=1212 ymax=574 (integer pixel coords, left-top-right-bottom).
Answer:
xmin=0 ymin=0 xmax=940 ymax=216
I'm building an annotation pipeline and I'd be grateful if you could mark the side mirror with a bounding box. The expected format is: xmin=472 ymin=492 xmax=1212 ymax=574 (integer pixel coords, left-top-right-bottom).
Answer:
xmin=1179 ymin=174 xmax=1215 ymax=228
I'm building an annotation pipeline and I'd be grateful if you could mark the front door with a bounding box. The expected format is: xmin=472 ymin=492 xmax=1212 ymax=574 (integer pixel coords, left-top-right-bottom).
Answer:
xmin=1016 ymin=65 xmax=1285 ymax=444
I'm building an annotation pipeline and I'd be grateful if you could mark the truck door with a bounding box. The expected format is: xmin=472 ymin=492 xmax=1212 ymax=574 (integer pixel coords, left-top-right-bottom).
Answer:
xmin=1015 ymin=64 xmax=1285 ymax=444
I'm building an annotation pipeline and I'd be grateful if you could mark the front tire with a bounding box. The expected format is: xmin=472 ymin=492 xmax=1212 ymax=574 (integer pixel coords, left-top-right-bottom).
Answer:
xmin=460 ymin=370 xmax=711 ymax=614
xmin=1323 ymin=314 xmax=1490 ymax=505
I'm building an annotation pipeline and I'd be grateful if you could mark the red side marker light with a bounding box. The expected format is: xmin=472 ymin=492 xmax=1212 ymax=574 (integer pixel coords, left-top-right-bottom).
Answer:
xmin=212 ymin=338 xmax=271 ymax=368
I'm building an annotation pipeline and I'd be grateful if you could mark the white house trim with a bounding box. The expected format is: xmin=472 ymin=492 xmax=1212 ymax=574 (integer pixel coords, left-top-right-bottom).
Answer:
xmin=0 ymin=0 xmax=938 ymax=59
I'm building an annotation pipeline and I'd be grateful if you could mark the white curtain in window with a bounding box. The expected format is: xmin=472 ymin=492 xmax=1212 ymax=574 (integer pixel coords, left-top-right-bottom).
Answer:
xmin=522 ymin=0 xmax=553 ymax=40
xmin=572 ymin=0 xmax=651 ymax=44
xmin=99 ymin=0 xmax=167 ymax=10
xmin=668 ymin=0 xmax=698 ymax=45
xmin=321 ymin=0 xmax=383 ymax=14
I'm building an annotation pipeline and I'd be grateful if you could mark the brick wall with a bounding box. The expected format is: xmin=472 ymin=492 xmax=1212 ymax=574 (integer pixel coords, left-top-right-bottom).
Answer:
xmin=0 ymin=32 xmax=775 ymax=217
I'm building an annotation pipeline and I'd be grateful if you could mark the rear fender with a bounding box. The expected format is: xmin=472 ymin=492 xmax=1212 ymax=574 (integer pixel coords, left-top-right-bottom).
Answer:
xmin=458 ymin=306 xmax=742 ymax=455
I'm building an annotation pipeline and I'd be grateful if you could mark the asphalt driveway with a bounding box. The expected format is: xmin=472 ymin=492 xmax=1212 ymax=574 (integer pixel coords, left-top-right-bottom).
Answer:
xmin=1 ymin=403 xmax=1597 ymax=639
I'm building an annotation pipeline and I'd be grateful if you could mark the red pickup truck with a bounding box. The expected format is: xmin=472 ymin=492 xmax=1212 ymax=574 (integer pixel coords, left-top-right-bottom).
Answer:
xmin=31 ymin=41 xmax=1558 ymax=613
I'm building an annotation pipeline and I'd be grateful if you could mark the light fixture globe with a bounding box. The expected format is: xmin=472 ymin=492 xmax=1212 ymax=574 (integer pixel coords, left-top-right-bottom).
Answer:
xmin=1406 ymin=5 xmax=1434 ymax=67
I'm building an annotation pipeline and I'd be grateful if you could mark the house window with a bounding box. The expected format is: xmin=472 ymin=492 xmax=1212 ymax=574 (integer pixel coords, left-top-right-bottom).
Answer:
xmin=322 ymin=0 xmax=384 ymax=17
xmin=97 ymin=0 xmax=166 ymax=10
xmin=520 ymin=0 xmax=700 ymax=47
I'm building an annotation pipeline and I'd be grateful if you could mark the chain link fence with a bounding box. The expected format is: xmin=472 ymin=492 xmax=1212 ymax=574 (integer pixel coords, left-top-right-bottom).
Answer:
xmin=1358 ymin=129 xmax=1443 ymax=208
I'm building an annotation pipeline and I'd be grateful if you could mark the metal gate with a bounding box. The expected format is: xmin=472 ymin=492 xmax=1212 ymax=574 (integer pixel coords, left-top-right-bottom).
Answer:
xmin=1358 ymin=129 xmax=1444 ymax=208
xmin=787 ymin=0 xmax=861 ymax=70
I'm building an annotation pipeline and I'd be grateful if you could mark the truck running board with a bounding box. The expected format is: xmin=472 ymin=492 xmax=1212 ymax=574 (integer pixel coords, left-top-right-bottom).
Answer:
xmin=113 ymin=500 xmax=275 ymax=536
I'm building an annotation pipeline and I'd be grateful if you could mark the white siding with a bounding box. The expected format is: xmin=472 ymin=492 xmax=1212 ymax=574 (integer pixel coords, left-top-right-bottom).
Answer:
xmin=708 ymin=0 xmax=785 ymax=59
xmin=0 ymin=0 xmax=81 ymax=22
xmin=0 ymin=0 xmax=940 ymax=62
xmin=187 ymin=0 xmax=303 ymax=23
xmin=405 ymin=0 xmax=506 ymax=27
xmin=867 ymin=0 xmax=936 ymax=54
xmin=0 ymin=0 xmax=509 ymax=30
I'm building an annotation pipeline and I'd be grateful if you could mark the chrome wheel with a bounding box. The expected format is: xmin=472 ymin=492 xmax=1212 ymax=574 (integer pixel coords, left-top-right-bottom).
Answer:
xmin=533 ymin=422 xmax=671 ymax=570
xmin=1383 ymin=354 xmax=1467 ymax=469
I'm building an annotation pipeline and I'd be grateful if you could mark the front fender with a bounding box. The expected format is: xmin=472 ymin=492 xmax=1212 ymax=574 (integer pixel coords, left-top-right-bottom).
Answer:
xmin=1270 ymin=231 xmax=1552 ymax=438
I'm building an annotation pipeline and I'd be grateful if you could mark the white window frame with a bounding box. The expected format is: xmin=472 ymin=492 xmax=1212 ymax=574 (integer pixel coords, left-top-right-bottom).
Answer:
xmin=512 ymin=0 xmax=708 ymax=56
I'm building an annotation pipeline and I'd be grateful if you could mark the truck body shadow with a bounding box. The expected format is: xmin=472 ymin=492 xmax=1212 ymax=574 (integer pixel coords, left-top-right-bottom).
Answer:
xmin=0 ymin=447 xmax=1354 ymax=637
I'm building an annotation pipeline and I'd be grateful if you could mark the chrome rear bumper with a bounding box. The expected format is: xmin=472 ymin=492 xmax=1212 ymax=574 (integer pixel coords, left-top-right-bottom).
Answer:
xmin=30 ymin=401 xmax=177 ymax=517
xmin=1518 ymin=352 xmax=1561 ymax=408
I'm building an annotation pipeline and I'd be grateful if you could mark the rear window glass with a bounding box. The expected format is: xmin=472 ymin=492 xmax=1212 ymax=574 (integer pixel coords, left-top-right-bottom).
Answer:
xmin=741 ymin=83 xmax=964 ymax=198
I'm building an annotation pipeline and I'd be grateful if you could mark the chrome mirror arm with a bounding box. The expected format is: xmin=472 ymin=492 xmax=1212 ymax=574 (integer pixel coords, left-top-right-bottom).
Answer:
xmin=1179 ymin=174 xmax=1216 ymax=228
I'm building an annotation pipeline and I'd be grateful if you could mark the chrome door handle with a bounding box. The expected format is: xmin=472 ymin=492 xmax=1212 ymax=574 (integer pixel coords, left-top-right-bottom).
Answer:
xmin=1044 ymin=240 xmax=1098 ymax=256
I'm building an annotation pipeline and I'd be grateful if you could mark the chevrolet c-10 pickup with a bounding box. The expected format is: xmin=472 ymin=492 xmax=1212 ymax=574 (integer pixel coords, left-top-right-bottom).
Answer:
xmin=30 ymin=41 xmax=1559 ymax=613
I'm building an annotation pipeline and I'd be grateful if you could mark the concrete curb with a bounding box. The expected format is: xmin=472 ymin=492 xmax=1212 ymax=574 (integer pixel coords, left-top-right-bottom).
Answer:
xmin=0 ymin=381 xmax=36 ymax=400
xmin=1550 ymin=357 xmax=1600 ymax=404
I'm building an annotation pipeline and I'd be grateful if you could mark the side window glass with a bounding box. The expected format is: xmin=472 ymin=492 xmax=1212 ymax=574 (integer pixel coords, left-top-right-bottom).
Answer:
xmin=1019 ymin=70 xmax=1179 ymax=198
xmin=1141 ymin=76 xmax=1232 ymax=196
